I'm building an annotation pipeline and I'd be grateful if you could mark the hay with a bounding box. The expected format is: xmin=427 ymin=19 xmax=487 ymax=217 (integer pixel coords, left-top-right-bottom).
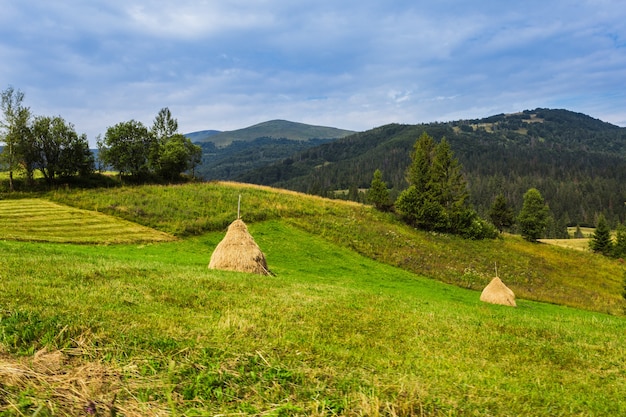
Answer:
xmin=0 ymin=349 xmax=167 ymax=416
xmin=480 ymin=277 xmax=516 ymax=307
xmin=208 ymin=219 xmax=271 ymax=275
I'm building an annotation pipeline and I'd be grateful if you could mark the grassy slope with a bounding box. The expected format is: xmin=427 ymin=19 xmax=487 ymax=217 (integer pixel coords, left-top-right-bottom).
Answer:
xmin=0 ymin=199 xmax=175 ymax=244
xmin=47 ymin=181 xmax=626 ymax=315
xmin=1 ymin=182 xmax=625 ymax=415
xmin=1 ymin=220 xmax=625 ymax=416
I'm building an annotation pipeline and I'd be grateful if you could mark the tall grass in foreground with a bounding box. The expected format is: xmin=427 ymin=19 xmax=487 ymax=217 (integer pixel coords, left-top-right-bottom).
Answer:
xmin=1 ymin=221 xmax=625 ymax=416
xmin=46 ymin=181 xmax=626 ymax=315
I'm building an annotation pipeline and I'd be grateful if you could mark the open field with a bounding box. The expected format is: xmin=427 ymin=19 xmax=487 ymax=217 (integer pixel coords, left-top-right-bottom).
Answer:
xmin=45 ymin=181 xmax=626 ymax=315
xmin=1 ymin=221 xmax=626 ymax=416
xmin=0 ymin=198 xmax=175 ymax=244
xmin=539 ymin=238 xmax=590 ymax=251
xmin=1 ymin=182 xmax=625 ymax=415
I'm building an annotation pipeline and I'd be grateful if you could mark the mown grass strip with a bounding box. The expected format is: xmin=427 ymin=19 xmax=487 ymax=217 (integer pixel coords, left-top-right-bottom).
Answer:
xmin=0 ymin=199 xmax=176 ymax=244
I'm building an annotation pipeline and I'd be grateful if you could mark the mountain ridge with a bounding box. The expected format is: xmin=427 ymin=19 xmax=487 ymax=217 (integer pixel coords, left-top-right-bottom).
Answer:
xmin=234 ymin=108 xmax=626 ymax=230
xmin=186 ymin=119 xmax=355 ymax=147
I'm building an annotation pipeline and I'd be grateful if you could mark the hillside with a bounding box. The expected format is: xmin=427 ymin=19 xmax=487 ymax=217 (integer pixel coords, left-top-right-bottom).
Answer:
xmin=46 ymin=182 xmax=625 ymax=315
xmin=184 ymin=129 xmax=221 ymax=142
xmin=236 ymin=109 xmax=626 ymax=229
xmin=1 ymin=182 xmax=625 ymax=415
xmin=192 ymin=119 xmax=355 ymax=147
xmin=187 ymin=120 xmax=355 ymax=181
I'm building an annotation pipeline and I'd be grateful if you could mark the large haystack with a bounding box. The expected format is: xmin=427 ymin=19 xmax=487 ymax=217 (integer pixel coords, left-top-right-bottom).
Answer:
xmin=208 ymin=219 xmax=270 ymax=275
xmin=480 ymin=277 xmax=516 ymax=307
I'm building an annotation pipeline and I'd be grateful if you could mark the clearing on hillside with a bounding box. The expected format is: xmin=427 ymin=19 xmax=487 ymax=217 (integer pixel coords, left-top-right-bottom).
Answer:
xmin=0 ymin=199 xmax=175 ymax=244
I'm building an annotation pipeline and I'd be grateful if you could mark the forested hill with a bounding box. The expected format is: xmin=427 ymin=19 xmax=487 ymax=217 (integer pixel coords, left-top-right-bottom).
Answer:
xmin=236 ymin=108 xmax=626 ymax=229
xmin=193 ymin=119 xmax=355 ymax=147
xmin=189 ymin=119 xmax=355 ymax=180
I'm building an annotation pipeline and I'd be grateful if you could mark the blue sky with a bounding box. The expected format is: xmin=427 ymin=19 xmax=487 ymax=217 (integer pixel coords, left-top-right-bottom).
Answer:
xmin=2 ymin=1 xmax=625 ymax=145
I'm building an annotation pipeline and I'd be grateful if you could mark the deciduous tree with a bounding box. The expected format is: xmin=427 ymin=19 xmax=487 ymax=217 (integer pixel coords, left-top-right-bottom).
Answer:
xmin=30 ymin=116 xmax=94 ymax=183
xmin=99 ymin=120 xmax=155 ymax=177
xmin=0 ymin=86 xmax=31 ymax=190
xmin=149 ymin=108 xmax=202 ymax=180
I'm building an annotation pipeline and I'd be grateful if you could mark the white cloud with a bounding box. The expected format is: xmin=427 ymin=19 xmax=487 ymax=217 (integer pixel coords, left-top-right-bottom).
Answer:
xmin=124 ymin=2 xmax=276 ymax=39
xmin=1 ymin=0 xmax=625 ymax=146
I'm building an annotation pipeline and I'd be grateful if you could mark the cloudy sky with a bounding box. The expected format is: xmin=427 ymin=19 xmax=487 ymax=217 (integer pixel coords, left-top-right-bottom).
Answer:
xmin=2 ymin=1 xmax=625 ymax=145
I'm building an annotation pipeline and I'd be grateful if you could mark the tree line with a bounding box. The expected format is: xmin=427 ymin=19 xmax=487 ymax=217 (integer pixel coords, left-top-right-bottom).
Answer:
xmin=0 ymin=86 xmax=201 ymax=190
xmin=366 ymin=132 xmax=558 ymax=242
xmin=368 ymin=133 xmax=626 ymax=250
xmin=97 ymin=107 xmax=202 ymax=181
xmin=237 ymin=111 xmax=626 ymax=231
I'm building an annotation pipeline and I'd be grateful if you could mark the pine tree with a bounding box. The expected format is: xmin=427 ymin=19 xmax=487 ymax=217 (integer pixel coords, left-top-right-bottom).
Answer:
xmin=396 ymin=133 xmax=444 ymax=230
xmin=517 ymin=188 xmax=549 ymax=242
xmin=406 ymin=132 xmax=436 ymax=194
xmin=367 ymin=169 xmax=390 ymax=211
xmin=589 ymin=214 xmax=613 ymax=256
xmin=396 ymin=133 xmax=480 ymax=235
xmin=613 ymin=224 xmax=626 ymax=258
xmin=431 ymin=138 xmax=468 ymax=207
xmin=489 ymin=193 xmax=515 ymax=232
xmin=574 ymin=225 xmax=584 ymax=238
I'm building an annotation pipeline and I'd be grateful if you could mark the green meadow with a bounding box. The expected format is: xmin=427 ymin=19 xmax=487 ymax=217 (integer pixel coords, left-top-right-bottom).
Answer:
xmin=1 ymin=182 xmax=625 ymax=416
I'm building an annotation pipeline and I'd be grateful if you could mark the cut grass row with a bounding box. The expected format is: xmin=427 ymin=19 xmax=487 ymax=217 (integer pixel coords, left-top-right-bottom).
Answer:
xmin=1 ymin=221 xmax=625 ymax=415
xmin=0 ymin=198 xmax=175 ymax=244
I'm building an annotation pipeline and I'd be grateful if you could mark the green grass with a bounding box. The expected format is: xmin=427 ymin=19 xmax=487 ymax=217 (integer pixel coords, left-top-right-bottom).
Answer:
xmin=1 ymin=221 xmax=625 ymax=416
xmin=45 ymin=181 xmax=626 ymax=315
xmin=0 ymin=198 xmax=175 ymax=244
xmin=1 ymin=182 xmax=625 ymax=415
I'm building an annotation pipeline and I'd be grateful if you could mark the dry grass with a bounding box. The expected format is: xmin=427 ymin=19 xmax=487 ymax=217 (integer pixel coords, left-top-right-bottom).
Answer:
xmin=209 ymin=218 xmax=271 ymax=275
xmin=0 ymin=348 xmax=169 ymax=416
xmin=539 ymin=238 xmax=590 ymax=251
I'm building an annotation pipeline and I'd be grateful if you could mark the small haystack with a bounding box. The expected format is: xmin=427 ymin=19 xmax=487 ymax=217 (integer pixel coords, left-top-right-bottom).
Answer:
xmin=480 ymin=276 xmax=516 ymax=307
xmin=208 ymin=219 xmax=270 ymax=275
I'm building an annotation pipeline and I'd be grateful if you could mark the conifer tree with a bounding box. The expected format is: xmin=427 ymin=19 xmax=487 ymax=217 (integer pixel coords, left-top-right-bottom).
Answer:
xmin=396 ymin=132 xmax=444 ymax=230
xmin=489 ymin=193 xmax=515 ymax=232
xmin=431 ymin=138 xmax=469 ymax=220
xmin=574 ymin=225 xmax=584 ymax=238
xmin=613 ymin=224 xmax=626 ymax=258
xmin=395 ymin=132 xmax=484 ymax=236
xmin=589 ymin=214 xmax=613 ymax=256
xmin=517 ymin=188 xmax=549 ymax=242
xmin=367 ymin=169 xmax=390 ymax=211
xmin=590 ymin=215 xmax=612 ymax=254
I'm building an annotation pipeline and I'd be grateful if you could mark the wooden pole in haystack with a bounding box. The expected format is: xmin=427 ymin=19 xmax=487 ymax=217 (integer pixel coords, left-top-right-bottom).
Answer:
xmin=238 ymin=194 xmax=241 ymax=219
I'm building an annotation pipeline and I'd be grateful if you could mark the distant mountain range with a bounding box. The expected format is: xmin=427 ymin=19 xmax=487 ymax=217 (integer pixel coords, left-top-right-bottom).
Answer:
xmin=185 ymin=119 xmax=355 ymax=147
xmin=184 ymin=130 xmax=221 ymax=142
xmin=228 ymin=109 xmax=626 ymax=231
xmin=186 ymin=119 xmax=355 ymax=180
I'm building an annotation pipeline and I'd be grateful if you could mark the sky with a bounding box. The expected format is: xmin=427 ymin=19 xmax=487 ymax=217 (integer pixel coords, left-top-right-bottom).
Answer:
xmin=1 ymin=1 xmax=625 ymax=145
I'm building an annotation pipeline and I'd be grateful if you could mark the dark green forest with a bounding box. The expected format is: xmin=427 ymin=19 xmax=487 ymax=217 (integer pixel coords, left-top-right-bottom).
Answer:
xmin=234 ymin=109 xmax=626 ymax=229
xmin=195 ymin=137 xmax=333 ymax=180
